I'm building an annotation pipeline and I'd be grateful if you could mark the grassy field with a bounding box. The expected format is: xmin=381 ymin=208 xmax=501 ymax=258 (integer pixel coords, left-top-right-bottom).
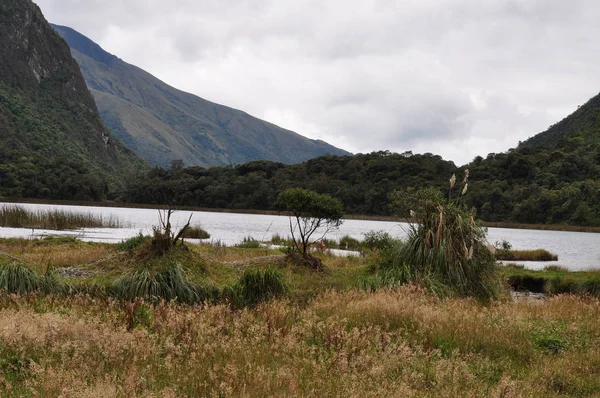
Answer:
xmin=1 ymin=237 xmax=600 ymax=396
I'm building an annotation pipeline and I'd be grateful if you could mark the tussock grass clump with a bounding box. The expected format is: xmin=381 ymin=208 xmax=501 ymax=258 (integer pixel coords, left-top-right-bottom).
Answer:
xmin=338 ymin=235 xmax=361 ymax=250
xmin=0 ymin=262 xmax=66 ymax=294
xmin=496 ymin=249 xmax=558 ymax=261
xmin=0 ymin=204 xmax=123 ymax=230
xmin=181 ymin=226 xmax=210 ymax=239
xmin=235 ymin=237 xmax=261 ymax=249
xmin=110 ymin=262 xmax=214 ymax=304
xmin=502 ymin=266 xmax=600 ymax=296
xmin=115 ymin=233 xmax=151 ymax=252
xmin=236 ymin=268 xmax=287 ymax=307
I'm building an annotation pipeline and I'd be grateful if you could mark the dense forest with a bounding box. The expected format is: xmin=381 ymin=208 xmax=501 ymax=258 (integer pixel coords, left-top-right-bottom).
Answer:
xmin=123 ymin=143 xmax=600 ymax=226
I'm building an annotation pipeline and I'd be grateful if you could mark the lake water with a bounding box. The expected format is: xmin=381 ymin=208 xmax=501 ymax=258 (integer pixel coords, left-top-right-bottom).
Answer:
xmin=1 ymin=203 xmax=599 ymax=271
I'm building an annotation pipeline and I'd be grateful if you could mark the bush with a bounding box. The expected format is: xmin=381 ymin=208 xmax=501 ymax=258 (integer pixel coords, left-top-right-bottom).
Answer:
xmin=116 ymin=233 xmax=151 ymax=251
xmin=235 ymin=237 xmax=261 ymax=249
xmin=181 ymin=226 xmax=210 ymax=239
xmin=338 ymin=235 xmax=361 ymax=250
xmin=362 ymin=230 xmax=395 ymax=251
xmin=385 ymin=181 xmax=501 ymax=301
xmin=237 ymin=268 xmax=287 ymax=306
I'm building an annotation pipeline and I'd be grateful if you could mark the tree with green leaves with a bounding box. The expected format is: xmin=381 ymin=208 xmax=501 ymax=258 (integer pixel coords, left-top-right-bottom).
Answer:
xmin=276 ymin=188 xmax=344 ymax=256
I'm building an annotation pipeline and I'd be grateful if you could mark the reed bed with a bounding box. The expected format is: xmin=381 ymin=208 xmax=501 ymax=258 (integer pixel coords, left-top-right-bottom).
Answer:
xmin=496 ymin=249 xmax=558 ymax=261
xmin=1 ymin=287 xmax=600 ymax=396
xmin=0 ymin=204 xmax=124 ymax=230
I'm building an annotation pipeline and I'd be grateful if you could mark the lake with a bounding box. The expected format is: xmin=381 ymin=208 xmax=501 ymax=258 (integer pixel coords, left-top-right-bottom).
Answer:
xmin=1 ymin=202 xmax=599 ymax=271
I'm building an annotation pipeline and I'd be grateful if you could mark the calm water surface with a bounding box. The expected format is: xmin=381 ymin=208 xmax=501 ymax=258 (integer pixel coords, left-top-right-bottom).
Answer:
xmin=1 ymin=203 xmax=599 ymax=271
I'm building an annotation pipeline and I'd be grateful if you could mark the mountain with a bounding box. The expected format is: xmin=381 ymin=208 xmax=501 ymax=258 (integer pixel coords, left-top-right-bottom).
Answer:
xmin=519 ymin=92 xmax=600 ymax=149
xmin=0 ymin=0 xmax=146 ymax=201
xmin=460 ymin=93 xmax=600 ymax=226
xmin=51 ymin=24 xmax=351 ymax=168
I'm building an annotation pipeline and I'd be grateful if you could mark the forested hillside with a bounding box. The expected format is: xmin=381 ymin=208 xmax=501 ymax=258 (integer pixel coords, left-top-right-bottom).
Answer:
xmin=0 ymin=0 xmax=145 ymax=201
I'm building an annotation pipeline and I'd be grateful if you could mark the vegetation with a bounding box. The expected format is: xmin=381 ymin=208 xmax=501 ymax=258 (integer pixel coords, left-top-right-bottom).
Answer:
xmin=276 ymin=188 xmax=344 ymax=256
xmin=181 ymin=225 xmax=210 ymax=239
xmin=373 ymin=173 xmax=501 ymax=301
xmin=0 ymin=1 xmax=146 ymax=202
xmin=496 ymin=249 xmax=558 ymax=262
xmin=0 ymin=204 xmax=123 ymax=229
xmin=3 ymin=285 xmax=600 ymax=396
xmin=502 ymin=265 xmax=600 ymax=296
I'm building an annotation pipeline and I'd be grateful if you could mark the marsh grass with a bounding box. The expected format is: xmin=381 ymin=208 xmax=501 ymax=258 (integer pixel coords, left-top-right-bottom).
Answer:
xmin=0 ymin=262 xmax=66 ymax=294
xmin=110 ymin=262 xmax=213 ymax=304
xmin=235 ymin=236 xmax=261 ymax=249
xmin=236 ymin=268 xmax=287 ymax=306
xmin=181 ymin=226 xmax=210 ymax=239
xmin=496 ymin=249 xmax=558 ymax=261
xmin=502 ymin=266 xmax=600 ymax=296
xmin=0 ymin=204 xmax=124 ymax=229
xmin=1 ymin=287 xmax=600 ymax=396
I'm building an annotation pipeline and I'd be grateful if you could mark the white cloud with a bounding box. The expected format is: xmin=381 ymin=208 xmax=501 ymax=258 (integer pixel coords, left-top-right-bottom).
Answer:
xmin=35 ymin=0 xmax=600 ymax=165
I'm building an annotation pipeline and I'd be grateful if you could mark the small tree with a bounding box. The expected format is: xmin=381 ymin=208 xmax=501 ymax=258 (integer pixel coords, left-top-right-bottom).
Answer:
xmin=277 ymin=188 xmax=343 ymax=255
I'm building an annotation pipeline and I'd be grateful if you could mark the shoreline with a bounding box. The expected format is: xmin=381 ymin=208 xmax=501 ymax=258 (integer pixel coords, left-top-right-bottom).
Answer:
xmin=1 ymin=197 xmax=599 ymax=232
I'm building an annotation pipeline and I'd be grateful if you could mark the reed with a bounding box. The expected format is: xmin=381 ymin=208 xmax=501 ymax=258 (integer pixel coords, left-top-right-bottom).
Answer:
xmin=496 ymin=249 xmax=558 ymax=261
xmin=181 ymin=226 xmax=211 ymax=239
xmin=0 ymin=204 xmax=124 ymax=229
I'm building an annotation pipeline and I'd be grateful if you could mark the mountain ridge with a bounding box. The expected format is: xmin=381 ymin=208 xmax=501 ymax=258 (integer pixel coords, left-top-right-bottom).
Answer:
xmin=0 ymin=0 xmax=145 ymax=201
xmin=51 ymin=24 xmax=351 ymax=168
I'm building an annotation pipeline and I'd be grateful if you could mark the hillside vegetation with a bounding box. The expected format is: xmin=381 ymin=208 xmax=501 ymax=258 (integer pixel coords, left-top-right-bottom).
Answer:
xmin=0 ymin=0 xmax=146 ymax=201
xmin=52 ymin=24 xmax=351 ymax=168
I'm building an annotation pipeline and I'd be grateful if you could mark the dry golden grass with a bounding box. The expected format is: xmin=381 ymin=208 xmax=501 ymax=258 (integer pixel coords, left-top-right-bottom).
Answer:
xmin=1 ymin=287 xmax=600 ymax=397
xmin=0 ymin=239 xmax=111 ymax=271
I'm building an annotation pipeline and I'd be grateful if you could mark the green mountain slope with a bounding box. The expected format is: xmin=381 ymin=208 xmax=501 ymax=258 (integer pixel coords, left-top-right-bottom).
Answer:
xmin=461 ymin=94 xmax=600 ymax=226
xmin=0 ymin=1 xmax=146 ymax=201
xmin=51 ymin=24 xmax=351 ymax=168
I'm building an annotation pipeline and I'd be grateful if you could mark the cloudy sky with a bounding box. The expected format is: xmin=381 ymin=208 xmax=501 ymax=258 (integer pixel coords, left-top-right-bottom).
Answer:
xmin=35 ymin=0 xmax=600 ymax=165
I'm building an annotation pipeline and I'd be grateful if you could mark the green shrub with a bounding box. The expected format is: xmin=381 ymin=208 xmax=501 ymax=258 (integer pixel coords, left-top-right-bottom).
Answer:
xmin=235 ymin=237 xmax=261 ymax=249
xmin=386 ymin=182 xmax=501 ymax=301
xmin=116 ymin=233 xmax=151 ymax=251
xmin=362 ymin=230 xmax=395 ymax=251
xmin=338 ymin=235 xmax=361 ymax=250
xmin=181 ymin=226 xmax=210 ymax=239
xmin=237 ymin=268 xmax=287 ymax=306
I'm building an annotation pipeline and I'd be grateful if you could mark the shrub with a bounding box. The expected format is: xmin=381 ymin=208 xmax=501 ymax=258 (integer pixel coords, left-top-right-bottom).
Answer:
xmin=338 ymin=235 xmax=361 ymax=250
xmin=385 ymin=173 xmax=501 ymax=301
xmin=237 ymin=268 xmax=287 ymax=306
xmin=362 ymin=230 xmax=395 ymax=251
xmin=116 ymin=233 xmax=151 ymax=251
xmin=235 ymin=237 xmax=261 ymax=249
xmin=181 ymin=226 xmax=210 ymax=239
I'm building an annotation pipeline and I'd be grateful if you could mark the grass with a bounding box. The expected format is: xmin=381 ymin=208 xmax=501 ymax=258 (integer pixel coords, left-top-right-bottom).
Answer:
xmin=2 ymin=235 xmax=600 ymax=395
xmin=0 ymin=204 xmax=124 ymax=229
xmin=181 ymin=226 xmax=210 ymax=239
xmin=2 ymin=286 xmax=600 ymax=396
xmin=496 ymin=249 xmax=558 ymax=261
xmin=501 ymin=265 xmax=600 ymax=296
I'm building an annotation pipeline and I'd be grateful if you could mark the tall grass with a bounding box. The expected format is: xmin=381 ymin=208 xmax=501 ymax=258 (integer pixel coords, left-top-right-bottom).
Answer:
xmin=382 ymin=202 xmax=501 ymax=301
xmin=110 ymin=262 xmax=215 ymax=304
xmin=0 ymin=204 xmax=124 ymax=229
xmin=496 ymin=249 xmax=558 ymax=261
xmin=0 ymin=262 xmax=66 ymax=294
xmin=236 ymin=268 xmax=287 ymax=307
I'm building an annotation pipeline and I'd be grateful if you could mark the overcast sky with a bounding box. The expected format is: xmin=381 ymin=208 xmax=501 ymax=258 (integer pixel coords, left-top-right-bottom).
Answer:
xmin=35 ymin=0 xmax=600 ymax=165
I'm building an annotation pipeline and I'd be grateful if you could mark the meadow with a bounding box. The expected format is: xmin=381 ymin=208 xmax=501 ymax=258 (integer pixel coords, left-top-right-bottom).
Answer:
xmin=1 ymin=232 xmax=600 ymax=396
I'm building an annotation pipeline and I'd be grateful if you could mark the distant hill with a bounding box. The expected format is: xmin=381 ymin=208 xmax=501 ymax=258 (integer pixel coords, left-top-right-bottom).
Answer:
xmin=461 ymin=93 xmax=600 ymax=226
xmin=0 ymin=0 xmax=145 ymax=201
xmin=52 ymin=24 xmax=351 ymax=168
xmin=520 ymin=92 xmax=600 ymax=149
